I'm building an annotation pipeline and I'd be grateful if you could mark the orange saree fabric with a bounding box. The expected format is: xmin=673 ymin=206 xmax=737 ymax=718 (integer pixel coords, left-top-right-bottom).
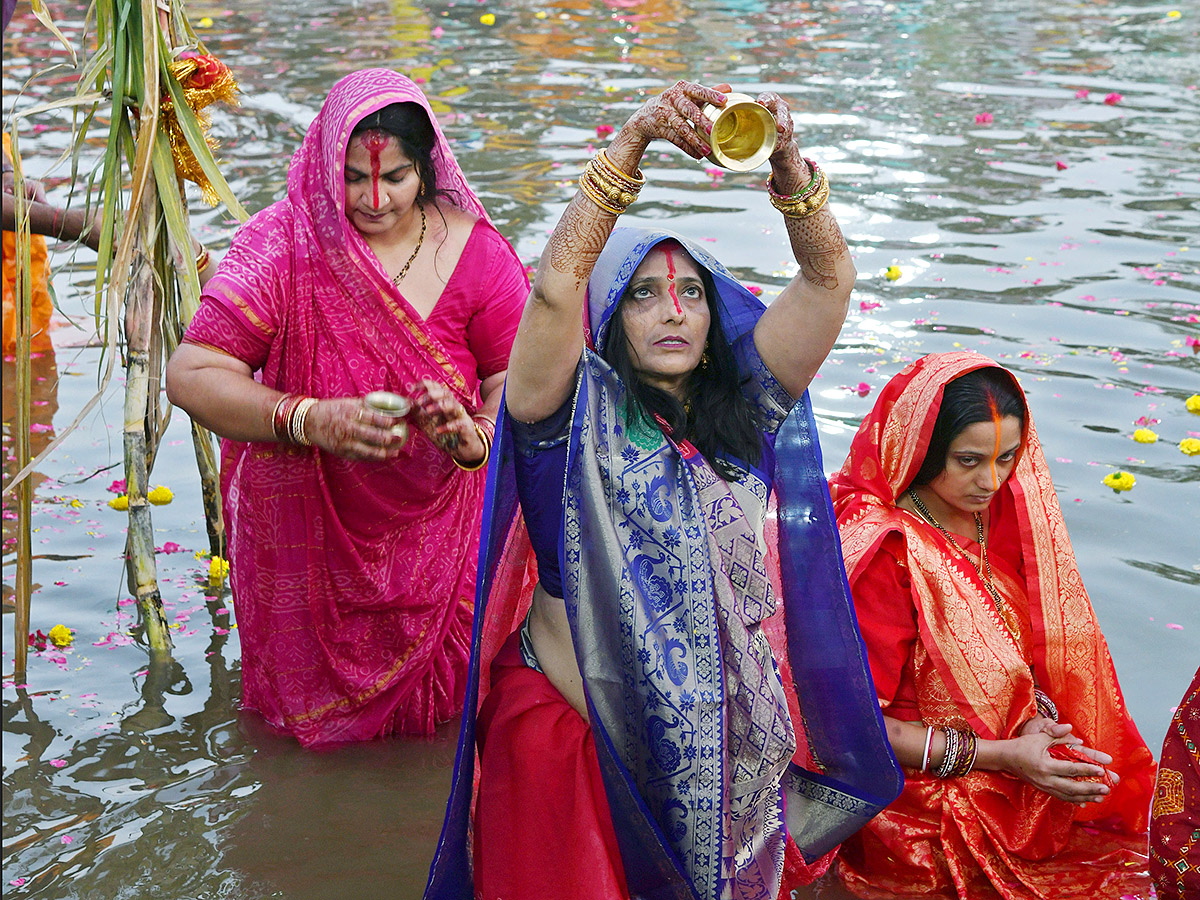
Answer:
xmin=2 ymin=133 xmax=54 ymax=357
xmin=829 ymin=351 xmax=1155 ymax=899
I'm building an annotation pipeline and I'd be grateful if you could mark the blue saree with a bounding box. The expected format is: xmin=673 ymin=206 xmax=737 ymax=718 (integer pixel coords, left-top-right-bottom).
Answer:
xmin=425 ymin=228 xmax=901 ymax=900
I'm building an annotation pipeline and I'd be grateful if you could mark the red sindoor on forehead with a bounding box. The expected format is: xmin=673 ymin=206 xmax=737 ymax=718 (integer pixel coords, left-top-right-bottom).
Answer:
xmin=663 ymin=246 xmax=682 ymax=314
xmin=361 ymin=129 xmax=390 ymax=209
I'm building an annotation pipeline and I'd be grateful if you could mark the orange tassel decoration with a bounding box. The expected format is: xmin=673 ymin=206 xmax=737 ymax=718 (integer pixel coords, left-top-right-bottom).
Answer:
xmin=161 ymin=50 xmax=239 ymax=204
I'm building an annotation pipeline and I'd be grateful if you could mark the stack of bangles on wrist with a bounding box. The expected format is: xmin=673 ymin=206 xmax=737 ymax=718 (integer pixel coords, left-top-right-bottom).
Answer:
xmin=454 ymin=414 xmax=495 ymax=472
xmin=1034 ymin=688 xmax=1059 ymax=723
xmin=766 ymin=157 xmax=830 ymax=218
xmin=271 ymin=393 xmax=318 ymax=446
xmin=920 ymin=724 xmax=979 ymax=778
xmin=578 ymin=149 xmax=644 ymax=216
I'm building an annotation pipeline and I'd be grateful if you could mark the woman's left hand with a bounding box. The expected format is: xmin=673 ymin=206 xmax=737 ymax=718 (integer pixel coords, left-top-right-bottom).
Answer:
xmin=410 ymin=378 xmax=486 ymax=467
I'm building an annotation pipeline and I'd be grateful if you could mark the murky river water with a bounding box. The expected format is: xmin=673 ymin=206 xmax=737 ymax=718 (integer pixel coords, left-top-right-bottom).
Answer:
xmin=3 ymin=1 xmax=1198 ymax=897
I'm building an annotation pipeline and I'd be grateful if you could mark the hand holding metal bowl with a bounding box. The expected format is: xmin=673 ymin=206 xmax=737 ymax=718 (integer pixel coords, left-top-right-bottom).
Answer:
xmin=700 ymin=90 xmax=778 ymax=171
xmin=363 ymin=391 xmax=412 ymax=444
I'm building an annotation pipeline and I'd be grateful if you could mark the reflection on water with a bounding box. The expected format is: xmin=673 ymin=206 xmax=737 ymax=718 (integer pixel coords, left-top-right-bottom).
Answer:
xmin=3 ymin=0 xmax=1197 ymax=897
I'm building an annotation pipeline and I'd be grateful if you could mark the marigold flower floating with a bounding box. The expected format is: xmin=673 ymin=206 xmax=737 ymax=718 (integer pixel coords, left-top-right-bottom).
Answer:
xmin=48 ymin=624 xmax=74 ymax=648
xmin=1132 ymin=428 xmax=1158 ymax=444
xmin=147 ymin=485 xmax=174 ymax=505
xmin=108 ymin=495 xmax=129 ymax=511
xmin=1181 ymin=438 xmax=1200 ymax=456
xmin=1187 ymin=394 xmax=1200 ymax=413
xmin=479 ymin=12 xmax=496 ymax=25
xmin=884 ymin=266 xmax=902 ymax=281
xmin=1102 ymin=471 xmax=1135 ymax=492
xmin=209 ymin=556 xmax=231 ymax=584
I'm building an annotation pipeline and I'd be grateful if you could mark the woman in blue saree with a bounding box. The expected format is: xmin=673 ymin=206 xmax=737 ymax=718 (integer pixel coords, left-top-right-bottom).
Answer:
xmin=425 ymin=80 xmax=902 ymax=900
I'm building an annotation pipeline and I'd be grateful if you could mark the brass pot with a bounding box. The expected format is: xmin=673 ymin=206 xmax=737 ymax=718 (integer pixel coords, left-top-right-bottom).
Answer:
xmin=364 ymin=391 xmax=411 ymax=441
xmin=701 ymin=92 xmax=777 ymax=172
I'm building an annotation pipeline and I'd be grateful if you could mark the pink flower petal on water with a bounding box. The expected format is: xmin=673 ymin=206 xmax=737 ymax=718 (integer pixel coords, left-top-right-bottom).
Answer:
xmin=1168 ymin=623 xmax=1184 ymax=630
xmin=1074 ymin=89 xmax=1089 ymax=99
xmin=49 ymin=759 xmax=67 ymax=768
xmin=1104 ymin=92 xmax=1123 ymax=105
xmin=859 ymin=300 xmax=882 ymax=311
xmin=595 ymin=124 xmax=614 ymax=138
xmin=855 ymin=382 xmax=872 ymax=397
xmin=974 ymin=112 xmax=993 ymax=124
xmin=1055 ymin=160 xmax=1068 ymax=170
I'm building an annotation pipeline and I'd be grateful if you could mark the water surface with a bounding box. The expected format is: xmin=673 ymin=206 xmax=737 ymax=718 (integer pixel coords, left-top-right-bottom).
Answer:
xmin=3 ymin=1 xmax=1197 ymax=897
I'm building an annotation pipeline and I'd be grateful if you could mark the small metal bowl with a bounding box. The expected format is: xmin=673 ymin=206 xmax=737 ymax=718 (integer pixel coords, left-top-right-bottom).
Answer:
xmin=363 ymin=391 xmax=412 ymax=440
xmin=700 ymin=92 xmax=777 ymax=172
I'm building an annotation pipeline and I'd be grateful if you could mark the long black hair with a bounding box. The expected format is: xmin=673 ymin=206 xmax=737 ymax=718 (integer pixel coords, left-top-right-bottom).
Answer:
xmin=910 ymin=366 xmax=1026 ymax=486
xmin=349 ymin=102 xmax=461 ymax=207
xmin=601 ymin=260 xmax=763 ymax=480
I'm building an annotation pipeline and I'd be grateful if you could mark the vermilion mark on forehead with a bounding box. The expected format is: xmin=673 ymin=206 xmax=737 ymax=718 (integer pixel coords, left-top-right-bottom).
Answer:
xmin=987 ymin=395 xmax=1002 ymax=490
xmin=663 ymin=247 xmax=682 ymax=314
xmin=362 ymin=130 xmax=389 ymax=208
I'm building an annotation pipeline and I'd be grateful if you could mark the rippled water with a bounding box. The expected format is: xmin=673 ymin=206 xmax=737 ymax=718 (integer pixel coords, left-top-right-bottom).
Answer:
xmin=3 ymin=1 xmax=1198 ymax=897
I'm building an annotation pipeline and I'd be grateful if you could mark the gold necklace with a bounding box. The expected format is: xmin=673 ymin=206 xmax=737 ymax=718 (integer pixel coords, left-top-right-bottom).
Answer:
xmin=391 ymin=204 xmax=426 ymax=285
xmin=906 ymin=489 xmax=1009 ymax=619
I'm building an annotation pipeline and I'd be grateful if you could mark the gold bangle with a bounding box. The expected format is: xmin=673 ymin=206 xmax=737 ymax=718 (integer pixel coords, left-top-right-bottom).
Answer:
xmin=769 ymin=174 xmax=830 ymax=218
xmin=195 ymin=247 xmax=212 ymax=274
xmin=595 ymin=148 xmax=645 ymax=190
xmin=584 ymin=159 xmax=640 ymax=208
xmin=578 ymin=171 xmax=626 ymax=216
xmin=453 ymin=423 xmax=491 ymax=471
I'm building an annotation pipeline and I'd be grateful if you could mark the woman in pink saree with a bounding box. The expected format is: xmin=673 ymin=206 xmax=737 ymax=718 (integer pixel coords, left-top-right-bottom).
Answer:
xmin=166 ymin=69 xmax=529 ymax=748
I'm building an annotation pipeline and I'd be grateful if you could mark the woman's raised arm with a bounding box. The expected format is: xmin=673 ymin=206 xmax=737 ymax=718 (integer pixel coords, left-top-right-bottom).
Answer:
xmin=504 ymin=81 xmax=728 ymax=423
xmin=753 ymin=93 xmax=855 ymax=400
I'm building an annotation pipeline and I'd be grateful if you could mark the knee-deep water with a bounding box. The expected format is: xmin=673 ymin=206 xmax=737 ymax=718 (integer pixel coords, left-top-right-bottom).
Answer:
xmin=3 ymin=1 xmax=1197 ymax=897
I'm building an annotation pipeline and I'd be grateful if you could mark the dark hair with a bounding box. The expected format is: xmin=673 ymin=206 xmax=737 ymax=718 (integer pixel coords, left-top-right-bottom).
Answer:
xmin=910 ymin=366 xmax=1026 ymax=486
xmin=602 ymin=260 xmax=762 ymax=480
xmin=349 ymin=102 xmax=455 ymax=206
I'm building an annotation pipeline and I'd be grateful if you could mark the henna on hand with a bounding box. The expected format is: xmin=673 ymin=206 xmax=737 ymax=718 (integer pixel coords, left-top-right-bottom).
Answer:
xmin=304 ymin=397 xmax=406 ymax=460
xmin=409 ymin=378 xmax=485 ymax=464
xmin=621 ymin=80 xmax=725 ymax=159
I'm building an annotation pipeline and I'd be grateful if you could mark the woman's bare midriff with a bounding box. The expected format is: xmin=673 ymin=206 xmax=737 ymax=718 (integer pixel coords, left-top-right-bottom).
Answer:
xmin=528 ymin=582 xmax=588 ymax=721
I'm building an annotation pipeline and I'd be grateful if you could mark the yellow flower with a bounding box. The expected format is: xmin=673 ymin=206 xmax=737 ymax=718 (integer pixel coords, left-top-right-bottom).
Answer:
xmin=198 ymin=16 xmax=214 ymax=27
xmin=48 ymin=624 xmax=73 ymax=648
xmin=884 ymin=266 xmax=902 ymax=281
xmin=1188 ymin=394 xmax=1200 ymax=414
xmin=1181 ymin=438 xmax=1200 ymax=456
xmin=1102 ymin=471 xmax=1135 ymax=492
xmin=108 ymin=495 xmax=129 ymax=511
xmin=209 ymin=556 xmax=230 ymax=583
xmin=147 ymin=485 xmax=174 ymax=505
xmin=479 ymin=13 xmax=496 ymax=25
xmin=1132 ymin=428 xmax=1158 ymax=444
xmin=68 ymin=499 xmax=84 ymax=509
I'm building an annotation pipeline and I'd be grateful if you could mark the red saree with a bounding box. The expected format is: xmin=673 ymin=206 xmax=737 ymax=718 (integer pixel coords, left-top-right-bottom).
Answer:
xmin=181 ymin=69 xmax=528 ymax=748
xmin=829 ymin=351 xmax=1155 ymax=899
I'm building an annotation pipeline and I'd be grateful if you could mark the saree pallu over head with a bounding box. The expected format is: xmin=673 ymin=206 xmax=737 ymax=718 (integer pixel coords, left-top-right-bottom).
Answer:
xmin=187 ymin=69 xmax=526 ymax=747
xmin=425 ymin=228 xmax=901 ymax=900
xmin=830 ymin=350 xmax=1156 ymax=830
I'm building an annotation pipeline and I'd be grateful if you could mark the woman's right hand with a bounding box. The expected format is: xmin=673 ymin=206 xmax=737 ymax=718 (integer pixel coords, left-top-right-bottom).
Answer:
xmin=617 ymin=80 xmax=728 ymax=160
xmin=301 ymin=398 xmax=408 ymax=461
xmin=1000 ymin=726 xmax=1115 ymax=804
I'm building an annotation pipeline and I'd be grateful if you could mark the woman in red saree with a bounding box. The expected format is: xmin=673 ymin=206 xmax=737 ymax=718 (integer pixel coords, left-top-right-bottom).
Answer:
xmin=829 ymin=351 xmax=1155 ymax=899
xmin=166 ymin=69 xmax=528 ymax=748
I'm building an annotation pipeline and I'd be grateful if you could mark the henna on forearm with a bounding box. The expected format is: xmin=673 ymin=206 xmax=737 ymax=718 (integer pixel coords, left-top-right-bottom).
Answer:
xmin=546 ymin=194 xmax=618 ymax=290
xmin=783 ymin=209 xmax=848 ymax=292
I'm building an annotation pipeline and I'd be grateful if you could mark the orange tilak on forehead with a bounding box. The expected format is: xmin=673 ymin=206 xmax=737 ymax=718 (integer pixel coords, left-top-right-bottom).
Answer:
xmin=361 ymin=129 xmax=390 ymax=208
xmin=987 ymin=394 xmax=1003 ymax=490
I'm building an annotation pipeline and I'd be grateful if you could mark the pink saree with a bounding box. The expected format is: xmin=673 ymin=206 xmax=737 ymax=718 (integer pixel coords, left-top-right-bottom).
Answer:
xmin=182 ymin=69 xmax=528 ymax=747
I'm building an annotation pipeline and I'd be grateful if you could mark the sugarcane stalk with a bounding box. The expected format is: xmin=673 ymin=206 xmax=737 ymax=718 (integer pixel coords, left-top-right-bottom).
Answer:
xmin=9 ymin=136 xmax=34 ymax=680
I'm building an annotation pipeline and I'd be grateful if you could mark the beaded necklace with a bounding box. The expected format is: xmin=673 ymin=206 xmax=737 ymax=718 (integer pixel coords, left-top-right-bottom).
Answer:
xmin=906 ymin=489 xmax=1014 ymax=630
xmin=391 ymin=204 xmax=426 ymax=285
